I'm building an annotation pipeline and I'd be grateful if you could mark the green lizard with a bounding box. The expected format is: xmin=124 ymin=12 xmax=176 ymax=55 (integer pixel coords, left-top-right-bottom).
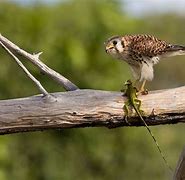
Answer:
xmin=123 ymin=80 xmax=173 ymax=172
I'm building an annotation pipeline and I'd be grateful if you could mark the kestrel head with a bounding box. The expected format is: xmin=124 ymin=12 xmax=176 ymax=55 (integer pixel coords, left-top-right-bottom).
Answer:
xmin=105 ymin=36 xmax=125 ymax=59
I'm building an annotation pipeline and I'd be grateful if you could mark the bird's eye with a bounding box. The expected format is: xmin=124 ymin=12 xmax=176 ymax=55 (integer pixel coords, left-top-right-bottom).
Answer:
xmin=113 ymin=40 xmax=117 ymax=45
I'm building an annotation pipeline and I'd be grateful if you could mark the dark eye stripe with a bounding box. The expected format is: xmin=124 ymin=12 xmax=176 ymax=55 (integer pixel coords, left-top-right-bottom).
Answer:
xmin=115 ymin=46 xmax=119 ymax=53
xmin=121 ymin=40 xmax=124 ymax=48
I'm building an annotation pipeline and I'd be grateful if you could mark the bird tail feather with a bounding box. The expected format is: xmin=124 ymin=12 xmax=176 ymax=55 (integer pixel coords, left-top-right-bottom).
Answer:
xmin=163 ymin=45 xmax=185 ymax=57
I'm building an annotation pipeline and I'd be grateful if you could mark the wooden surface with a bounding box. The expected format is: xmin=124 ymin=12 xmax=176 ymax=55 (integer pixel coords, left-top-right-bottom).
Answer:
xmin=0 ymin=86 xmax=184 ymax=134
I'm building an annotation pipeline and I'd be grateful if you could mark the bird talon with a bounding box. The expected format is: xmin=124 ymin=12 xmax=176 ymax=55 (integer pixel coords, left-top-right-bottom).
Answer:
xmin=137 ymin=89 xmax=148 ymax=95
xmin=141 ymin=89 xmax=148 ymax=95
xmin=142 ymin=89 xmax=148 ymax=95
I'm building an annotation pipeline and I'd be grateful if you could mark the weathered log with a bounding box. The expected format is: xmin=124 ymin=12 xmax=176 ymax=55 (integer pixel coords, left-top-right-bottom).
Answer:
xmin=0 ymin=86 xmax=184 ymax=135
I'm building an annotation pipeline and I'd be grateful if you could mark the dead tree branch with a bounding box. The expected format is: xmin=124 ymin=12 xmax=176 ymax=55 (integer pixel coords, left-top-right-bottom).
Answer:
xmin=0 ymin=34 xmax=78 ymax=91
xmin=0 ymin=87 xmax=184 ymax=135
xmin=0 ymin=41 xmax=49 ymax=96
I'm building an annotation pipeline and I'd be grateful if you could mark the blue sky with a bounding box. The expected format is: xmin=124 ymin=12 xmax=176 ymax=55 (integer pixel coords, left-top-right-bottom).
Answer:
xmin=124 ymin=0 xmax=185 ymax=16
xmin=8 ymin=0 xmax=185 ymax=16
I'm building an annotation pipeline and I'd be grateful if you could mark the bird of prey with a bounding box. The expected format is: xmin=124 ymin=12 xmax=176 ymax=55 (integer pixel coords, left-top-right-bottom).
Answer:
xmin=105 ymin=34 xmax=185 ymax=93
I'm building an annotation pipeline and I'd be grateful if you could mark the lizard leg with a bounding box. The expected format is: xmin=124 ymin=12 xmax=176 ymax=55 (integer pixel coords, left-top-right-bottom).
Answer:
xmin=120 ymin=86 xmax=126 ymax=95
xmin=123 ymin=102 xmax=131 ymax=125
xmin=135 ymin=98 xmax=141 ymax=109
xmin=134 ymin=98 xmax=144 ymax=115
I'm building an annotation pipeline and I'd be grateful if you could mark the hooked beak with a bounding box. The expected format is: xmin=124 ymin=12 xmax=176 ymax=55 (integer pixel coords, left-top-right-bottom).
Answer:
xmin=105 ymin=44 xmax=114 ymax=53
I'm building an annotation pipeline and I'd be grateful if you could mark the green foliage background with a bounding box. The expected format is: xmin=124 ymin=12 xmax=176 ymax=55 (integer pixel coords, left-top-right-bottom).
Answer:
xmin=0 ymin=0 xmax=185 ymax=179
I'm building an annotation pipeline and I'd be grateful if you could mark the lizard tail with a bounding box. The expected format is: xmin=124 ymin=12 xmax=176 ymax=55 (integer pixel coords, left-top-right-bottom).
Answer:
xmin=136 ymin=110 xmax=173 ymax=172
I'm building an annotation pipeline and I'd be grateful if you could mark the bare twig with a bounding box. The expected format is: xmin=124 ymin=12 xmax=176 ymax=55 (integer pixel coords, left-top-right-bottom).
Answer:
xmin=0 ymin=34 xmax=79 ymax=91
xmin=174 ymin=146 xmax=185 ymax=180
xmin=0 ymin=41 xmax=49 ymax=96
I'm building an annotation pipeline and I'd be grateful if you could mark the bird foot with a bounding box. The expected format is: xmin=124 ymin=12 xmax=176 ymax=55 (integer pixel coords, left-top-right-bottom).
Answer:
xmin=137 ymin=89 xmax=148 ymax=95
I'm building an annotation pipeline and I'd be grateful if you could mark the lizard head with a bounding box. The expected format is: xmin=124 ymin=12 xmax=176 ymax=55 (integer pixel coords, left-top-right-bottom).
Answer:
xmin=124 ymin=80 xmax=133 ymax=86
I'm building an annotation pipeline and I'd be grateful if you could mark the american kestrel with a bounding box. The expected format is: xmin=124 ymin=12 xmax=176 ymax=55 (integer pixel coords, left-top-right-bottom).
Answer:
xmin=105 ymin=34 xmax=185 ymax=92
